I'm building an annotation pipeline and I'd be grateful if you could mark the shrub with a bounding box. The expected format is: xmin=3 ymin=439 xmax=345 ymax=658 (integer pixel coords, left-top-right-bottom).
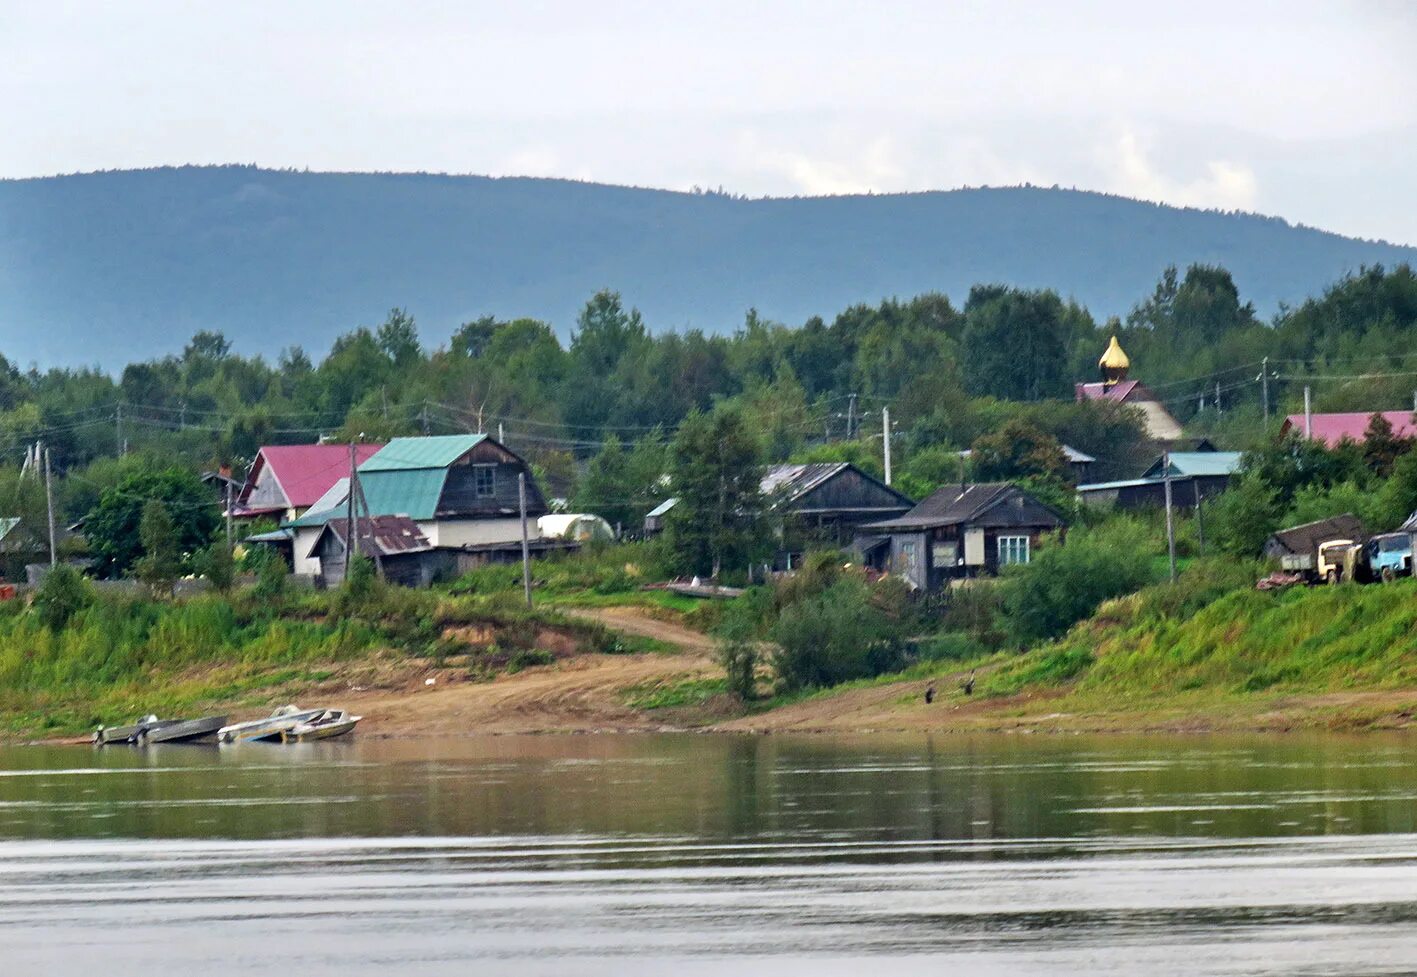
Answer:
xmin=195 ymin=542 xmax=236 ymax=593
xmin=998 ymin=521 xmax=1157 ymax=646
xmin=252 ymin=556 xmax=288 ymax=603
xmin=770 ymin=577 xmax=906 ymax=691
xmin=31 ymin=565 xmax=93 ymax=631
xmin=506 ymin=649 xmax=554 ymax=673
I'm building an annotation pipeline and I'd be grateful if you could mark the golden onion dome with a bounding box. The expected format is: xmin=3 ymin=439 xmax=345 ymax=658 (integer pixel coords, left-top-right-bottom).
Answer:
xmin=1099 ymin=335 xmax=1130 ymax=371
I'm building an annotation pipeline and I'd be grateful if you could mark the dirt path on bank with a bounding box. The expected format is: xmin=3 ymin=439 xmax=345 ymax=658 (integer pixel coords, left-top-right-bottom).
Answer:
xmin=323 ymin=606 xmax=719 ymax=737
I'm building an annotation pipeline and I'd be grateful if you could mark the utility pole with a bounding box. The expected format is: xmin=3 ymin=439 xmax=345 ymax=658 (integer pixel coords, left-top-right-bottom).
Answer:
xmin=1304 ymin=385 xmax=1312 ymax=439
xmin=345 ymin=442 xmax=357 ymax=569
xmin=1193 ymin=481 xmax=1206 ymax=556
xmin=116 ymin=404 xmax=124 ymax=457
xmin=421 ymin=402 xmax=430 ymax=435
xmin=224 ymin=474 xmax=234 ymax=551
xmin=1163 ymin=450 xmax=1176 ymax=584
xmin=882 ymin=407 xmax=892 ymax=486
xmin=518 ymin=472 xmax=533 ymax=609
xmin=847 ymin=393 xmax=857 ymax=441
xmin=354 ymin=465 xmax=382 ymax=579
xmin=498 ymin=421 xmax=504 ymax=444
xmin=1261 ymin=356 xmax=1270 ymax=422
xmin=1214 ymin=381 xmax=1222 ymax=414
xmin=43 ymin=444 xmax=57 ymax=568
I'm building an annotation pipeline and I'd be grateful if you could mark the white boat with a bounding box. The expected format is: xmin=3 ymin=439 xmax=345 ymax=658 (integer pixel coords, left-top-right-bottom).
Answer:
xmin=94 ymin=715 xmax=181 ymax=745
xmin=281 ymin=709 xmax=361 ymax=742
xmin=217 ymin=705 xmax=323 ymax=744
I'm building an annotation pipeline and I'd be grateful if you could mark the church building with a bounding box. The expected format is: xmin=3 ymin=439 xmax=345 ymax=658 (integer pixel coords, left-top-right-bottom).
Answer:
xmin=1074 ymin=336 xmax=1184 ymax=442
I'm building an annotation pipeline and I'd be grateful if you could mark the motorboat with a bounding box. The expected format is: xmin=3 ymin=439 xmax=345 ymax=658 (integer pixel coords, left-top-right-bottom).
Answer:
xmin=281 ymin=709 xmax=361 ymax=742
xmin=94 ymin=715 xmax=181 ymax=745
xmin=137 ymin=714 xmax=228 ymax=745
xmin=217 ymin=705 xmax=323 ymax=744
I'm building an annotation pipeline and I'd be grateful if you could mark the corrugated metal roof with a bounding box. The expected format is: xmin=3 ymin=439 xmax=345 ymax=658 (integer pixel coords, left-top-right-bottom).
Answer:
xmin=646 ymin=498 xmax=677 ymax=518
xmin=759 ymin=462 xmax=847 ymax=500
xmin=361 ymin=434 xmax=486 ymax=472
xmin=358 ymin=468 xmax=449 ymax=520
xmin=1147 ymin=451 xmax=1243 ymax=478
xmin=1281 ymin=411 xmax=1417 ymax=448
xmin=242 ymin=443 xmax=383 ymax=508
xmin=308 ymin=516 xmax=434 ymax=559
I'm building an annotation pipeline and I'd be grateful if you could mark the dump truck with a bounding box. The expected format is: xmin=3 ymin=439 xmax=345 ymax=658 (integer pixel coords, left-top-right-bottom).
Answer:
xmin=1263 ymin=514 xmax=1365 ymax=585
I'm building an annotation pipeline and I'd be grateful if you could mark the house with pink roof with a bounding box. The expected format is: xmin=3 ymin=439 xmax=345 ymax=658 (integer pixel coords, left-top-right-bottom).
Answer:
xmin=1280 ymin=411 xmax=1417 ymax=448
xmin=233 ymin=443 xmax=384 ymax=523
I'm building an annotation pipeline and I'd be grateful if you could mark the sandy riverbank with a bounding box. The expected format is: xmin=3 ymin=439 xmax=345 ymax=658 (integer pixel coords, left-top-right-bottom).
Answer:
xmin=28 ymin=605 xmax=1417 ymax=743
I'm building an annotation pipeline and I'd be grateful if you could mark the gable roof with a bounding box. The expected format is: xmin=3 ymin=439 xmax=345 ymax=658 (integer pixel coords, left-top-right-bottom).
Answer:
xmin=1280 ymin=411 xmax=1417 ymax=448
xmin=361 ymin=434 xmax=487 ymax=472
xmin=240 ymin=443 xmax=383 ymax=510
xmin=307 ymin=515 xmax=434 ymax=559
xmin=864 ymin=482 xmax=1065 ymax=531
xmin=760 ymin=462 xmax=915 ymax=508
xmin=1075 ymin=379 xmax=1142 ymax=403
xmin=1143 ymin=451 xmax=1243 ymax=479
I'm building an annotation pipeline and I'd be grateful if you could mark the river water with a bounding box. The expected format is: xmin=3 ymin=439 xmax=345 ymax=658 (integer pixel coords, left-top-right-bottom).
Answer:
xmin=3 ymin=733 xmax=1417 ymax=975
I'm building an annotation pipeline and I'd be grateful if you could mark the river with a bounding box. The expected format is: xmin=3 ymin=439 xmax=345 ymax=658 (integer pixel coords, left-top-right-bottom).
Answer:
xmin=2 ymin=733 xmax=1416 ymax=975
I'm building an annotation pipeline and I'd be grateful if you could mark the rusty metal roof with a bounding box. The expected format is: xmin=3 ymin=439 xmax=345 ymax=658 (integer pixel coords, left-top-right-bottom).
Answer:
xmin=309 ymin=515 xmax=434 ymax=559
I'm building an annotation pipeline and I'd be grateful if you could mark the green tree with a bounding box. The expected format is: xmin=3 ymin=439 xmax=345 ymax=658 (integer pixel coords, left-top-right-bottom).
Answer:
xmin=134 ymin=500 xmax=183 ymax=596
xmin=962 ymin=289 xmax=1069 ymax=401
xmin=376 ymin=308 xmax=422 ymax=369
xmin=195 ymin=541 xmax=236 ymax=593
xmin=572 ymin=434 xmax=669 ymax=533
xmin=31 ymin=564 xmax=93 ymax=630
xmin=85 ymin=468 xmax=220 ymax=577
xmin=970 ymin=420 xmax=1071 ymax=483
xmin=665 ymin=407 xmax=767 ymax=578
xmin=1206 ymin=474 xmax=1283 ymax=557
xmin=1362 ymin=412 xmax=1413 ymax=477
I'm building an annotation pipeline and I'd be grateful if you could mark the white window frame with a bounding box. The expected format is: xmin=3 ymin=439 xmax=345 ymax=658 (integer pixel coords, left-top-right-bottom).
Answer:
xmin=997 ymin=534 xmax=1030 ymax=566
xmin=473 ymin=464 xmax=497 ymax=498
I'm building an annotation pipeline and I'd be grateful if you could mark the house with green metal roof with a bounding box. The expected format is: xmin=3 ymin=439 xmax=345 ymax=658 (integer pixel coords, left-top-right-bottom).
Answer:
xmin=1077 ymin=451 xmax=1242 ymax=509
xmin=284 ymin=434 xmax=549 ymax=578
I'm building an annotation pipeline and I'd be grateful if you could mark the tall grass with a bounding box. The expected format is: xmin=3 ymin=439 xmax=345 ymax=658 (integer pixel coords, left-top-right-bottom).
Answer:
xmin=981 ymin=573 xmax=1417 ymax=701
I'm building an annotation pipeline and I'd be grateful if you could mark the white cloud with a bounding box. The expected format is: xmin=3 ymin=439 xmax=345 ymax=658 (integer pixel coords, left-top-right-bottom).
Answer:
xmin=1105 ymin=131 xmax=1258 ymax=211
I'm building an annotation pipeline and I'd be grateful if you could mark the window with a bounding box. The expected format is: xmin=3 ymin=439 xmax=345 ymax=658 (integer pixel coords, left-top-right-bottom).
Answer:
xmin=997 ymin=535 xmax=1030 ymax=566
xmin=474 ymin=465 xmax=496 ymax=498
xmin=899 ymin=540 xmax=919 ymax=576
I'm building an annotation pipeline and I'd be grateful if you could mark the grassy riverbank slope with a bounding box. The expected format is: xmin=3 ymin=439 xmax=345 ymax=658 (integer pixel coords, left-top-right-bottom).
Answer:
xmin=729 ymin=578 xmax=1417 ymax=733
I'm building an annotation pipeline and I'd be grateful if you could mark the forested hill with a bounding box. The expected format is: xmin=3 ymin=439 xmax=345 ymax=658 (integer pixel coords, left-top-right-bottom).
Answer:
xmin=2 ymin=165 xmax=1415 ymax=366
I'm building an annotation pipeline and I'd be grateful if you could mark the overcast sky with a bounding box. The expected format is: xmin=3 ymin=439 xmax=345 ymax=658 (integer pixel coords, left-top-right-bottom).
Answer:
xmin=6 ymin=1 xmax=1416 ymax=244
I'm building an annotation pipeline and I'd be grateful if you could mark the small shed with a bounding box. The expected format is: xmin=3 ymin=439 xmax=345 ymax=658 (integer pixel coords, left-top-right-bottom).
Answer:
xmin=1263 ymin=514 xmax=1366 ymax=563
xmin=859 ymin=482 xmax=1066 ymax=590
xmin=307 ymin=515 xmax=452 ymax=588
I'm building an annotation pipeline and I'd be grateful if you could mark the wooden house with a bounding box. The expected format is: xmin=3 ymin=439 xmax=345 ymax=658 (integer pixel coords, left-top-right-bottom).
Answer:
xmin=1076 ymin=451 xmax=1241 ymax=509
xmin=284 ymin=434 xmax=549 ymax=578
xmin=858 ymin=482 xmax=1066 ymax=589
xmin=234 ymin=443 xmax=383 ymax=523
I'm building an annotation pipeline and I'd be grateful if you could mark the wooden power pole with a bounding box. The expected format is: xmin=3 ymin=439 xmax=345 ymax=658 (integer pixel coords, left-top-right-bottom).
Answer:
xmin=43 ymin=444 xmax=57 ymax=568
xmin=519 ymin=472 xmax=533 ymax=608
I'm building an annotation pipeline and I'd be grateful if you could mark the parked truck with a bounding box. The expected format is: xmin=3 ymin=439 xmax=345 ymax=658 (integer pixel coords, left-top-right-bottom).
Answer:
xmin=1263 ymin=514 xmax=1366 ymax=585
xmin=1365 ymin=532 xmax=1414 ymax=581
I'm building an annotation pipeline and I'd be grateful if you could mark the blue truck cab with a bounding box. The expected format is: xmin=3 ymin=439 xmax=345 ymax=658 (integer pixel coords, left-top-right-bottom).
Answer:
xmin=1366 ymin=532 xmax=1413 ymax=581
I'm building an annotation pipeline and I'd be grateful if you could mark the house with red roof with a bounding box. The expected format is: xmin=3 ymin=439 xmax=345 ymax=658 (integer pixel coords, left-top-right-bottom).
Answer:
xmin=233 ymin=443 xmax=384 ymax=523
xmin=1279 ymin=411 xmax=1417 ymax=448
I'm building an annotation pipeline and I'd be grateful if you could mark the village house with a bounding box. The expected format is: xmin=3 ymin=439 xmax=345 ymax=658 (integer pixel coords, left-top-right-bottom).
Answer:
xmin=1076 ymin=450 xmax=1242 ymax=509
xmin=643 ymin=462 xmax=915 ymax=567
xmin=857 ymin=482 xmax=1067 ymax=590
xmin=233 ymin=443 xmax=384 ymax=523
xmin=1279 ymin=411 xmax=1417 ymax=447
xmin=1075 ymin=336 xmax=1184 ymax=442
xmin=283 ymin=434 xmax=553 ymax=581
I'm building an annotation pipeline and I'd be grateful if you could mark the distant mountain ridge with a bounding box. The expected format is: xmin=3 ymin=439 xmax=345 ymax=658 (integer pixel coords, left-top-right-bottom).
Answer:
xmin=2 ymin=165 xmax=1414 ymax=367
